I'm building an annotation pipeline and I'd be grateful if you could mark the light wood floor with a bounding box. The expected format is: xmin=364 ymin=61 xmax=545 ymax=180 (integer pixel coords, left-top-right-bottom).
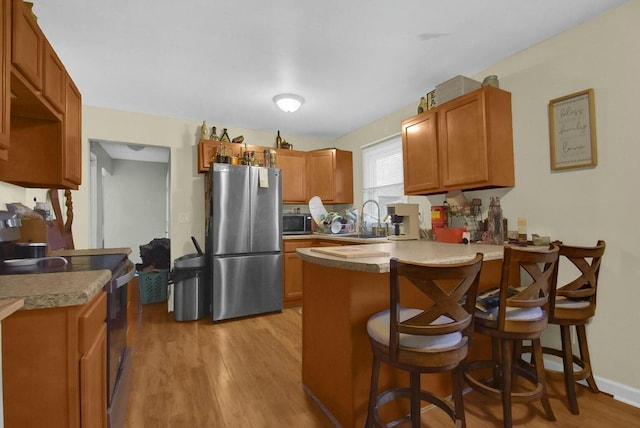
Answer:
xmin=125 ymin=304 xmax=640 ymax=427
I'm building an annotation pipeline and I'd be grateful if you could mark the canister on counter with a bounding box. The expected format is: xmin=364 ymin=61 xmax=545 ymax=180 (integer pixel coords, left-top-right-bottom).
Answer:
xmin=431 ymin=206 xmax=448 ymax=240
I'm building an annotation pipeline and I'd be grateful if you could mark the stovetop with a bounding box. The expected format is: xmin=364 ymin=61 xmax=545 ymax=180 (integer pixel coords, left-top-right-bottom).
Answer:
xmin=0 ymin=254 xmax=128 ymax=276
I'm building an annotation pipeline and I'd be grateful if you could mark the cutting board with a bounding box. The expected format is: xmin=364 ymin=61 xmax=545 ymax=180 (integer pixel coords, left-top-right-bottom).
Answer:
xmin=310 ymin=246 xmax=390 ymax=259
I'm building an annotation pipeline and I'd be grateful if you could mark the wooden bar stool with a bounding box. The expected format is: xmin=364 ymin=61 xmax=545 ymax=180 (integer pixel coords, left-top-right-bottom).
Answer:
xmin=543 ymin=240 xmax=606 ymax=414
xmin=464 ymin=244 xmax=559 ymax=428
xmin=365 ymin=254 xmax=484 ymax=428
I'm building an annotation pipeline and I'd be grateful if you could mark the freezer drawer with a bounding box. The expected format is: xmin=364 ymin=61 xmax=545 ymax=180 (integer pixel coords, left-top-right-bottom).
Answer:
xmin=212 ymin=253 xmax=283 ymax=321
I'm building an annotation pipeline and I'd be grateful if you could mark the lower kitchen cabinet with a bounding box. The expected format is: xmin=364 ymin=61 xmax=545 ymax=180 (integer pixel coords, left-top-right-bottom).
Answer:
xmin=283 ymin=239 xmax=355 ymax=307
xmin=2 ymin=291 xmax=108 ymax=428
xmin=283 ymin=239 xmax=314 ymax=308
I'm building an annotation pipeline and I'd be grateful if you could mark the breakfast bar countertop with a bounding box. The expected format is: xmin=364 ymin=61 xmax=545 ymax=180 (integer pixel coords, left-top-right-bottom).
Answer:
xmin=296 ymin=240 xmax=505 ymax=273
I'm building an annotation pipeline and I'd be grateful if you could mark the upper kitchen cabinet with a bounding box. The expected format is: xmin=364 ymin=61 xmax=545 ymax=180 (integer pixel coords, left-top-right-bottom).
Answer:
xmin=402 ymin=109 xmax=439 ymax=193
xmin=307 ymin=148 xmax=353 ymax=204
xmin=0 ymin=0 xmax=82 ymax=189
xmin=276 ymin=148 xmax=306 ymax=203
xmin=197 ymin=140 xmax=244 ymax=173
xmin=402 ymin=86 xmax=514 ymax=195
xmin=11 ymin=0 xmax=43 ymax=91
xmin=1 ymin=0 xmax=10 ymax=156
xmin=43 ymin=40 xmax=66 ymax=113
xmin=64 ymin=75 xmax=82 ymax=185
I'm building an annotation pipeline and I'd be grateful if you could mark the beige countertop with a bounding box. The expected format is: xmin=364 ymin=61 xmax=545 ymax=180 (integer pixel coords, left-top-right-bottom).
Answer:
xmin=296 ymin=240 xmax=505 ymax=273
xmin=0 ymin=248 xmax=131 ymax=311
xmin=283 ymin=233 xmax=390 ymax=244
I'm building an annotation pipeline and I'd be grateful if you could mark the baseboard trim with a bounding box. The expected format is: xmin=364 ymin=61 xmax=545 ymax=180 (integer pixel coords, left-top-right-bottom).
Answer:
xmin=544 ymin=357 xmax=640 ymax=408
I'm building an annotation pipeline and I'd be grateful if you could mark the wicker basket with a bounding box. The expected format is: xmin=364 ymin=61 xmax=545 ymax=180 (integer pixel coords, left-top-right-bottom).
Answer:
xmin=138 ymin=269 xmax=170 ymax=304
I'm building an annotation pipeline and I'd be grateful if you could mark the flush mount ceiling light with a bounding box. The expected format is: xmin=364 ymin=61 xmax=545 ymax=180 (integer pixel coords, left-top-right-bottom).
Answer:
xmin=273 ymin=93 xmax=305 ymax=113
xmin=127 ymin=144 xmax=145 ymax=152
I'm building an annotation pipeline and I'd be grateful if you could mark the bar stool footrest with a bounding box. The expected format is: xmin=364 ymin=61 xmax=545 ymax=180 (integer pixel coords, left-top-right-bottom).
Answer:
xmin=465 ymin=359 xmax=545 ymax=403
xmin=372 ymin=387 xmax=460 ymax=427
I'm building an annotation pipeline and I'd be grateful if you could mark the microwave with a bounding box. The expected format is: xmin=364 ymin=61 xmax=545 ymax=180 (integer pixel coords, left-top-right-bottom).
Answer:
xmin=283 ymin=213 xmax=313 ymax=235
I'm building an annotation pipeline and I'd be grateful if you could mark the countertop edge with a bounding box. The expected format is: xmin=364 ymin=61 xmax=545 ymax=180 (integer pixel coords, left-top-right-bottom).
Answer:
xmin=296 ymin=241 xmax=505 ymax=273
xmin=0 ymin=298 xmax=24 ymax=320
xmin=0 ymin=270 xmax=112 ymax=311
xmin=50 ymin=247 xmax=132 ymax=256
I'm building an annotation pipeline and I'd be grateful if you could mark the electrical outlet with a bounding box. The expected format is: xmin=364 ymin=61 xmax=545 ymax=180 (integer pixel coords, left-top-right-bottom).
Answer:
xmin=178 ymin=212 xmax=191 ymax=224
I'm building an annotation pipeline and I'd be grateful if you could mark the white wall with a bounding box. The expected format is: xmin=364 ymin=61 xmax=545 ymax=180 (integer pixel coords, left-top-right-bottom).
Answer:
xmin=334 ymin=1 xmax=640 ymax=404
xmin=102 ymin=159 xmax=168 ymax=265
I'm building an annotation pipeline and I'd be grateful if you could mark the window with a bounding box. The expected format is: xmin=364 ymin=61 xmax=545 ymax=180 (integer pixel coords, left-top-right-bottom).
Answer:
xmin=361 ymin=135 xmax=406 ymax=224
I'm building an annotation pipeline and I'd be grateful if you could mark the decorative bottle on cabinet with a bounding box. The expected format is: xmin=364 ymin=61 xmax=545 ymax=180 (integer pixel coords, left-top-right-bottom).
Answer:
xmin=210 ymin=126 xmax=219 ymax=140
xmin=275 ymin=130 xmax=282 ymax=148
xmin=200 ymin=121 xmax=208 ymax=140
xmin=220 ymin=128 xmax=231 ymax=142
xmin=418 ymin=97 xmax=428 ymax=114
xmin=488 ymin=196 xmax=503 ymax=245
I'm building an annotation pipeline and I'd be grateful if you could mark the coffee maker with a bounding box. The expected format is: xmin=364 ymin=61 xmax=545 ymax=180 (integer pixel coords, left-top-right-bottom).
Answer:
xmin=386 ymin=203 xmax=419 ymax=241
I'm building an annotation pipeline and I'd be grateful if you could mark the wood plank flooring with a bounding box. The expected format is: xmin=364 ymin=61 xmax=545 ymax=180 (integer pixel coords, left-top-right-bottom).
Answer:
xmin=125 ymin=304 xmax=640 ymax=427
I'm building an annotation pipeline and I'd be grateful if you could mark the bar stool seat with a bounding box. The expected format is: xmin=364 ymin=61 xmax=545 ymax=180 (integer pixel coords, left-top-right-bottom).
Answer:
xmin=365 ymin=254 xmax=484 ymax=428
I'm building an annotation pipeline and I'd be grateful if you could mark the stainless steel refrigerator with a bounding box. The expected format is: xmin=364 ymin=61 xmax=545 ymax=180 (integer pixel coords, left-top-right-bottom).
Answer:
xmin=206 ymin=163 xmax=283 ymax=322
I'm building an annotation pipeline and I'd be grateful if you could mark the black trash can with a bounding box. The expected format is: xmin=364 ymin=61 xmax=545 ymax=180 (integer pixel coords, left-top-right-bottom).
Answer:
xmin=172 ymin=253 xmax=207 ymax=321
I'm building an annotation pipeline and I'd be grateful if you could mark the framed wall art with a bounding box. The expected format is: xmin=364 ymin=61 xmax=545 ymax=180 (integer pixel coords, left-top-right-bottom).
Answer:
xmin=548 ymin=88 xmax=597 ymax=170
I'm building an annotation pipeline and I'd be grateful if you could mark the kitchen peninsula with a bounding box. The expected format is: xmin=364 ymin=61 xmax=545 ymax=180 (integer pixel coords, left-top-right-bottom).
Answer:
xmin=296 ymin=240 xmax=504 ymax=428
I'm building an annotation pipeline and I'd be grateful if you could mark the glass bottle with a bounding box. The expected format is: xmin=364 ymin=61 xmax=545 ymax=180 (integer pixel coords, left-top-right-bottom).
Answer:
xmin=488 ymin=196 xmax=503 ymax=245
xmin=275 ymin=130 xmax=282 ymax=148
xmin=200 ymin=121 xmax=208 ymax=140
xmin=215 ymin=142 xmax=223 ymax=163
xmin=210 ymin=126 xmax=219 ymax=141
xmin=220 ymin=128 xmax=231 ymax=142
xmin=418 ymin=97 xmax=428 ymax=114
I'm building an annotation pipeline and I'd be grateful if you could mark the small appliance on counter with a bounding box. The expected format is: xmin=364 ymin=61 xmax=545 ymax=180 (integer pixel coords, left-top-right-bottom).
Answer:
xmin=386 ymin=203 xmax=420 ymax=240
xmin=283 ymin=212 xmax=313 ymax=235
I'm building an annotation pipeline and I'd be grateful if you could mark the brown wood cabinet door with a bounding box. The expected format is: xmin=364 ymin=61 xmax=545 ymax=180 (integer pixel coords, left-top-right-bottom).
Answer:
xmin=307 ymin=149 xmax=335 ymax=202
xmin=64 ymin=75 xmax=82 ymax=186
xmin=438 ymin=90 xmax=490 ymax=188
xmin=283 ymin=239 xmax=314 ymax=307
xmin=198 ymin=139 xmax=215 ymax=172
xmin=80 ymin=323 xmax=108 ymax=428
xmin=11 ymin=0 xmax=43 ymax=90
xmin=1 ymin=0 xmax=9 ymax=153
xmin=402 ymin=110 xmax=439 ymax=194
xmin=284 ymin=251 xmax=304 ymax=303
xmin=43 ymin=40 xmax=66 ymax=113
xmin=307 ymin=149 xmax=353 ymax=204
xmin=277 ymin=149 xmax=307 ymax=203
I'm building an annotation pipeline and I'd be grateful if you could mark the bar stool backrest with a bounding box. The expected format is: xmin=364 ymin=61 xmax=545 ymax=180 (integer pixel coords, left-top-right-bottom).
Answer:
xmin=550 ymin=240 xmax=606 ymax=320
xmin=496 ymin=244 xmax=560 ymax=333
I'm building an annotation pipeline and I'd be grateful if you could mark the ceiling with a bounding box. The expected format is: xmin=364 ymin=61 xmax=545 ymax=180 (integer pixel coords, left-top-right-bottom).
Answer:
xmin=34 ymin=0 xmax=626 ymax=144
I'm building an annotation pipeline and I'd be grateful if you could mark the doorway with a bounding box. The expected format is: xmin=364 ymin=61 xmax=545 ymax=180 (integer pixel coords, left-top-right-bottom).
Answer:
xmin=89 ymin=139 xmax=170 ymax=265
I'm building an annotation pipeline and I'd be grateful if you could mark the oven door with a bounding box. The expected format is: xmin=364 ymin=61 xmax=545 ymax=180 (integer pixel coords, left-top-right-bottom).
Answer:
xmin=106 ymin=259 xmax=135 ymax=428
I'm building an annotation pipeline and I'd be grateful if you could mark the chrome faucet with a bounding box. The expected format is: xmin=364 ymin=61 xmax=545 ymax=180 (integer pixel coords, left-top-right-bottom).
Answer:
xmin=360 ymin=199 xmax=381 ymax=235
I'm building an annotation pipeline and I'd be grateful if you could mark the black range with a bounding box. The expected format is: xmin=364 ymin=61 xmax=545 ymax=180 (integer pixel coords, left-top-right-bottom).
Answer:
xmin=0 ymin=254 xmax=127 ymax=276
